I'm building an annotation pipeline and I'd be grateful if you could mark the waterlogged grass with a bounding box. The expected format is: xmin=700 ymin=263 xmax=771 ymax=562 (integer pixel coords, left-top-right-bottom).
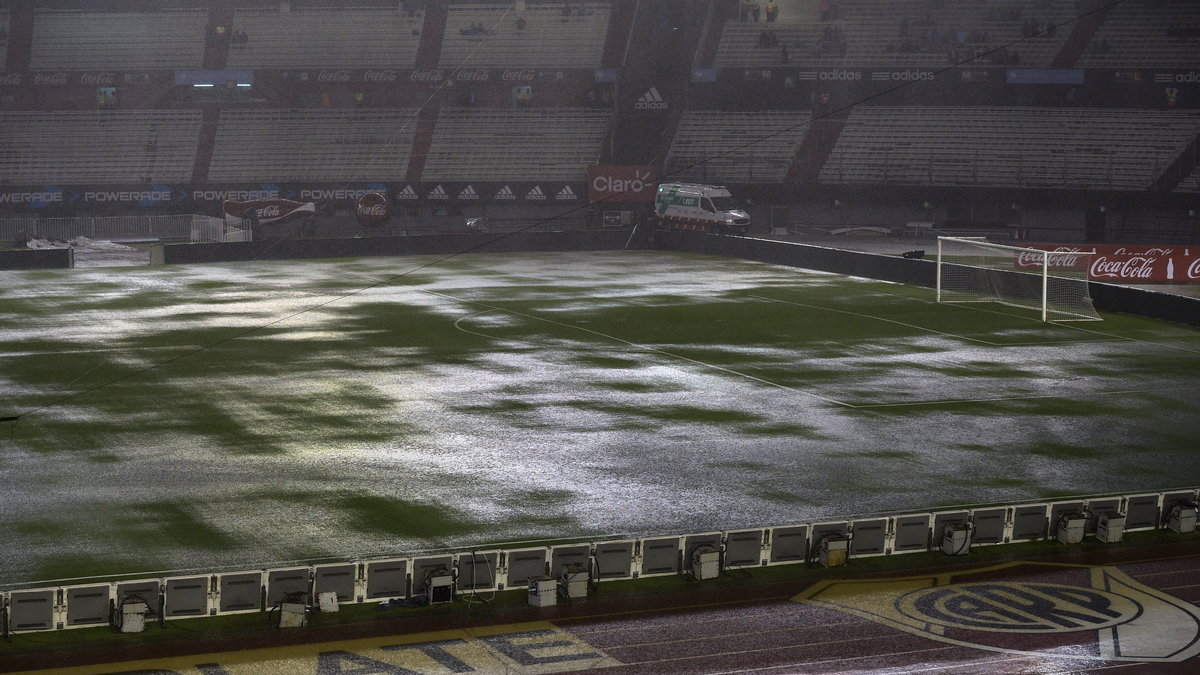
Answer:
xmin=751 ymin=486 xmax=815 ymax=505
xmin=113 ymin=501 xmax=240 ymax=551
xmin=1 ymin=251 xmax=1198 ymax=585
xmin=591 ymin=380 xmax=679 ymax=393
xmin=1024 ymin=442 xmax=1105 ymax=459
xmin=338 ymin=493 xmax=480 ymax=541
xmin=828 ymin=449 xmax=919 ymax=461
xmin=568 ymin=354 xmax=644 ymax=369
xmin=561 ymin=401 xmax=763 ymax=426
xmin=956 ymin=443 xmax=1001 ymax=453
xmin=736 ymin=422 xmax=828 ymax=438
xmin=31 ymin=553 xmax=159 ymax=584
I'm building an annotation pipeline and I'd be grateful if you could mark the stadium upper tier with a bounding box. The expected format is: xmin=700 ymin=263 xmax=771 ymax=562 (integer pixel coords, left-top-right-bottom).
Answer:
xmin=208 ymin=109 xmax=419 ymax=182
xmin=29 ymin=8 xmax=208 ymax=70
xmin=0 ymin=110 xmax=202 ymax=184
xmin=0 ymin=10 xmax=9 ymax=71
xmin=225 ymin=7 xmax=425 ymax=69
xmin=422 ymin=108 xmax=610 ymax=182
xmin=1077 ymin=0 xmax=1200 ymax=68
xmin=437 ymin=2 xmax=611 ymax=68
xmin=716 ymin=0 xmax=1075 ymax=68
xmin=664 ymin=110 xmax=811 ymax=184
xmin=820 ymin=106 xmax=1200 ymax=190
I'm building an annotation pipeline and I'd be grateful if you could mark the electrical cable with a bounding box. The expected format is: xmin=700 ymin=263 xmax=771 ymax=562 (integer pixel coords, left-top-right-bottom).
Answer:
xmin=461 ymin=552 xmax=496 ymax=607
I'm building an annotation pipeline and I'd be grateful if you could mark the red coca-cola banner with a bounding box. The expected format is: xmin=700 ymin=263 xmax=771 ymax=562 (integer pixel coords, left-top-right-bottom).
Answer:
xmin=223 ymin=198 xmax=317 ymax=225
xmin=1016 ymin=244 xmax=1200 ymax=283
xmin=586 ymin=165 xmax=658 ymax=202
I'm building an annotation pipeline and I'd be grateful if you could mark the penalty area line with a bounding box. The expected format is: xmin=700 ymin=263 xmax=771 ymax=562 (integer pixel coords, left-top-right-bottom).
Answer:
xmin=432 ymin=290 xmax=856 ymax=409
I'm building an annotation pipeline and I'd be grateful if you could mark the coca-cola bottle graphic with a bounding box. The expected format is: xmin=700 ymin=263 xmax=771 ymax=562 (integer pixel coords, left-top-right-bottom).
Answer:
xmin=1166 ymin=258 xmax=1175 ymax=280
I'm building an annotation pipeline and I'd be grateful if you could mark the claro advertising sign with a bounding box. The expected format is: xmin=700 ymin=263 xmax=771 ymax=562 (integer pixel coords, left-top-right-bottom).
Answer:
xmin=586 ymin=165 xmax=658 ymax=203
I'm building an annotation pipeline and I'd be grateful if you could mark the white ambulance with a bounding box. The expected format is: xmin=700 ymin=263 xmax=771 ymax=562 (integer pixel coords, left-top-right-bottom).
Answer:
xmin=654 ymin=183 xmax=751 ymax=235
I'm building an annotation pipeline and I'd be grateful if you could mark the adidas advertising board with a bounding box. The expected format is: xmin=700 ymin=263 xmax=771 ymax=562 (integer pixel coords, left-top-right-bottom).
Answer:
xmin=394 ymin=185 xmax=420 ymax=202
xmin=0 ymin=182 xmax=587 ymax=213
xmin=634 ymin=86 xmax=669 ymax=111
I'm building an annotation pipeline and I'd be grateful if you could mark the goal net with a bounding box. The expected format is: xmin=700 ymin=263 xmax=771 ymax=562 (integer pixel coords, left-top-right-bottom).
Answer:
xmin=936 ymin=237 xmax=1101 ymax=322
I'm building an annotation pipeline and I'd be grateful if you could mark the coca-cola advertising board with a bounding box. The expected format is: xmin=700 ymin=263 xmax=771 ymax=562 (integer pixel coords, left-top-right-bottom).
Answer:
xmin=223 ymin=198 xmax=317 ymax=225
xmin=355 ymin=192 xmax=392 ymax=226
xmin=1016 ymin=244 xmax=1200 ymax=283
xmin=586 ymin=165 xmax=658 ymax=202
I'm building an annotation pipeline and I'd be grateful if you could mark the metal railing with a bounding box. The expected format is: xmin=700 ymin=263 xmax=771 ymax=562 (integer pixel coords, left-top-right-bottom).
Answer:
xmin=0 ymin=215 xmax=199 ymax=244
xmin=2 ymin=487 xmax=1196 ymax=634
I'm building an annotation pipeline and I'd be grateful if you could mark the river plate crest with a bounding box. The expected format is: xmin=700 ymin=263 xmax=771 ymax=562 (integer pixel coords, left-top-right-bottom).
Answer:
xmin=793 ymin=561 xmax=1200 ymax=662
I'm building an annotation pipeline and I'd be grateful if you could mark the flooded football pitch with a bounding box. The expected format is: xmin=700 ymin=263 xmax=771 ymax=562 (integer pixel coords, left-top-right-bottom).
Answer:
xmin=1 ymin=250 xmax=1197 ymax=584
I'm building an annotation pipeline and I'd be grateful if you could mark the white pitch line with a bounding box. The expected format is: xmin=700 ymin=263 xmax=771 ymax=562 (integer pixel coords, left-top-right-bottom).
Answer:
xmin=429 ymin=289 xmax=856 ymax=408
xmin=875 ymin=287 xmax=1200 ymax=354
xmin=451 ymin=309 xmax=506 ymax=341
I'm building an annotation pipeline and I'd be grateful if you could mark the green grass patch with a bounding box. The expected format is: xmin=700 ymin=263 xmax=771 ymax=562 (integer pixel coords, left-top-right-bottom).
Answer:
xmin=338 ymin=493 xmax=480 ymax=541
xmin=568 ymin=354 xmax=644 ymax=369
xmin=750 ymin=486 xmax=816 ymax=505
xmin=113 ymin=501 xmax=241 ymax=551
xmin=737 ymin=422 xmax=829 ymax=438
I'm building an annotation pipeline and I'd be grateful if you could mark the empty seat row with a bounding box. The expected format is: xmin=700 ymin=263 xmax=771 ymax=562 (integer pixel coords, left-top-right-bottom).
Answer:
xmin=665 ymin=110 xmax=811 ymax=184
xmin=0 ymin=110 xmax=202 ymax=184
xmin=226 ymin=7 xmax=425 ymax=69
xmin=208 ymin=109 xmax=421 ymax=182
xmin=422 ymin=107 xmax=610 ymax=181
xmin=29 ymin=8 xmax=208 ymax=70
xmin=438 ymin=1 xmax=611 ymax=68
xmin=821 ymin=106 xmax=1200 ymax=190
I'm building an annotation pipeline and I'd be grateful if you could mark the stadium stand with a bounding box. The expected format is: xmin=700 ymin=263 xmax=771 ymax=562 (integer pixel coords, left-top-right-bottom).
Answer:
xmin=715 ymin=0 xmax=1074 ymax=68
xmin=819 ymin=106 xmax=1200 ymax=190
xmin=207 ymin=109 xmax=419 ymax=182
xmin=28 ymin=8 xmax=207 ymax=70
xmin=0 ymin=110 xmax=202 ymax=184
xmin=664 ymin=110 xmax=811 ymax=184
xmin=437 ymin=1 xmax=610 ymax=68
xmin=1176 ymin=167 xmax=1200 ymax=193
xmin=226 ymin=6 xmax=424 ymax=69
xmin=1077 ymin=0 xmax=1200 ymax=68
xmin=421 ymin=108 xmax=609 ymax=181
xmin=0 ymin=10 xmax=9 ymax=71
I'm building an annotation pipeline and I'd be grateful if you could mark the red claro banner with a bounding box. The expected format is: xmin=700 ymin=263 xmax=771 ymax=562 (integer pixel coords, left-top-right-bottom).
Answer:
xmin=1017 ymin=244 xmax=1200 ymax=283
xmin=586 ymin=165 xmax=658 ymax=202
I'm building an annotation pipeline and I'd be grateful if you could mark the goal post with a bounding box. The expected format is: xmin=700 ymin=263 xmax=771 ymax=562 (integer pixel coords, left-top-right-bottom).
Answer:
xmin=936 ymin=236 xmax=1101 ymax=322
